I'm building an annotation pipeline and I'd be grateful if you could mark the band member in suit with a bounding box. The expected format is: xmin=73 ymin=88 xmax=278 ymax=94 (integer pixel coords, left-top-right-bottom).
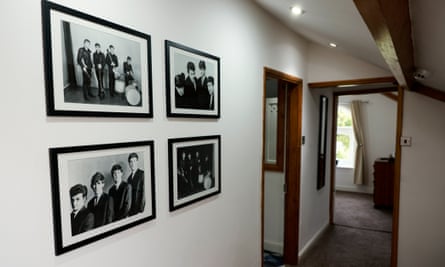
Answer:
xmin=123 ymin=56 xmax=135 ymax=87
xmin=70 ymin=184 xmax=94 ymax=236
xmin=177 ymin=151 xmax=192 ymax=198
xmin=183 ymin=61 xmax=198 ymax=108
xmin=87 ymin=172 xmax=114 ymax=228
xmin=77 ymin=39 xmax=94 ymax=100
xmin=206 ymin=76 xmax=215 ymax=110
xmin=127 ymin=153 xmax=145 ymax=216
xmin=93 ymin=43 xmax=106 ymax=99
xmin=174 ymin=73 xmax=187 ymax=108
xmin=108 ymin=164 xmax=131 ymax=222
xmin=196 ymin=60 xmax=210 ymax=109
xmin=106 ymin=45 xmax=119 ymax=97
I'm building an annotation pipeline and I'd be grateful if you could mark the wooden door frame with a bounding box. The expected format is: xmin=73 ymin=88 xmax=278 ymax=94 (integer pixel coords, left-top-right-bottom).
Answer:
xmin=261 ymin=67 xmax=302 ymax=265
xmin=322 ymin=80 xmax=403 ymax=267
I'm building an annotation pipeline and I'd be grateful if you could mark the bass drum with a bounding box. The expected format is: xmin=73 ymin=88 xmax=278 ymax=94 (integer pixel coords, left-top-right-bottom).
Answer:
xmin=125 ymin=84 xmax=141 ymax=106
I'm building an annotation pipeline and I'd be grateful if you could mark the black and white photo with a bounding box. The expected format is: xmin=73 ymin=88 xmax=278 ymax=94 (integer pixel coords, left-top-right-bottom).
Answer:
xmin=165 ymin=40 xmax=220 ymax=118
xmin=42 ymin=1 xmax=153 ymax=117
xmin=49 ymin=141 xmax=156 ymax=255
xmin=168 ymin=136 xmax=221 ymax=211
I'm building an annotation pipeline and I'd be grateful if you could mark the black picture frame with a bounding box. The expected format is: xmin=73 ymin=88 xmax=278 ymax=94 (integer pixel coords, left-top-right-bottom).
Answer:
xmin=42 ymin=0 xmax=153 ymax=117
xmin=168 ymin=135 xmax=221 ymax=211
xmin=317 ymin=95 xmax=328 ymax=190
xmin=165 ymin=40 xmax=220 ymax=118
xmin=49 ymin=141 xmax=156 ymax=255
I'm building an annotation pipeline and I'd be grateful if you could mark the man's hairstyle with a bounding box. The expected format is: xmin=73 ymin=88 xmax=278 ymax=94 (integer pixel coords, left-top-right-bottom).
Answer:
xmin=70 ymin=184 xmax=88 ymax=198
xmin=198 ymin=60 xmax=206 ymax=70
xmin=175 ymin=73 xmax=185 ymax=88
xmin=84 ymin=39 xmax=90 ymax=44
xmin=111 ymin=164 xmax=123 ymax=174
xmin=207 ymin=76 xmax=214 ymax=85
xmin=109 ymin=45 xmax=114 ymax=49
xmin=128 ymin=152 xmax=139 ymax=162
xmin=127 ymin=56 xmax=132 ymax=60
xmin=90 ymin=172 xmax=105 ymax=188
xmin=187 ymin=61 xmax=195 ymax=72
xmin=95 ymin=43 xmax=101 ymax=48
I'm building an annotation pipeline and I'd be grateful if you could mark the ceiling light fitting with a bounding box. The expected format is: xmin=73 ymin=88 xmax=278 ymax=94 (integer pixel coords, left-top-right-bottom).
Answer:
xmin=291 ymin=6 xmax=304 ymax=16
xmin=329 ymin=42 xmax=337 ymax=48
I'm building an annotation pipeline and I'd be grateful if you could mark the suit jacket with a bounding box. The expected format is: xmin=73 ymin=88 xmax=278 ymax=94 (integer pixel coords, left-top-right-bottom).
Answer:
xmin=196 ymin=76 xmax=210 ymax=109
xmin=93 ymin=51 xmax=105 ymax=70
xmin=71 ymin=207 xmax=94 ymax=236
xmin=127 ymin=169 xmax=145 ymax=216
xmin=77 ymin=47 xmax=92 ymax=69
xmin=183 ymin=76 xmax=198 ymax=108
xmin=108 ymin=182 xmax=132 ymax=222
xmin=87 ymin=193 xmax=114 ymax=228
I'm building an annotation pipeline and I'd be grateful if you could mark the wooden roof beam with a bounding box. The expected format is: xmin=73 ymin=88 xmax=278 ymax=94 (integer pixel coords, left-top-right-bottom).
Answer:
xmin=353 ymin=0 xmax=415 ymax=90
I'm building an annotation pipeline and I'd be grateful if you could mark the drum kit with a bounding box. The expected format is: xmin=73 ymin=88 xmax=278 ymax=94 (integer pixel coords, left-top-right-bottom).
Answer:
xmin=112 ymin=70 xmax=141 ymax=106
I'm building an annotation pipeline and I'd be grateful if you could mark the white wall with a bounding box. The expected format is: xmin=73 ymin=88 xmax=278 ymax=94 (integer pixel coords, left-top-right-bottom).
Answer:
xmin=0 ymin=1 xmax=320 ymax=266
xmin=307 ymin=43 xmax=391 ymax=81
xmin=335 ymin=94 xmax=397 ymax=194
xmin=398 ymin=91 xmax=445 ymax=266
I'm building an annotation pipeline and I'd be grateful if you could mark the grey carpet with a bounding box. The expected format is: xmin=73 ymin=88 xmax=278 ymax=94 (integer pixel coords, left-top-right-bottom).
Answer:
xmin=334 ymin=191 xmax=392 ymax=233
xmin=295 ymin=191 xmax=392 ymax=267
xmin=298 ymin=226 xmax=391 ymax=267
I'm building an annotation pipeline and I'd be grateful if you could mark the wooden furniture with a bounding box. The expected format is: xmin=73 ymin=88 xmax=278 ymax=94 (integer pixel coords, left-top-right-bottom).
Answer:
xmin=373 ymin=158 xmax=394 ymax=208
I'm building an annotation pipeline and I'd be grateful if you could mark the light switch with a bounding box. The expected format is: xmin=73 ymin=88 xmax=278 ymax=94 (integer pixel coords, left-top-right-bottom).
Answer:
xmin=401 ymin=136 xmax=412 ymax=146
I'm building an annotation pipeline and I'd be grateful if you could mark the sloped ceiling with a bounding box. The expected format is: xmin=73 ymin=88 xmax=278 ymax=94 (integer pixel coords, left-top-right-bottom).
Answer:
xmin=255 ymin=0 xmax=445 ymax=93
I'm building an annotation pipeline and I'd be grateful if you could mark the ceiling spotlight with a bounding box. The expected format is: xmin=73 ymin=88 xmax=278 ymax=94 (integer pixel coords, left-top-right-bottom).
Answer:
xmin=329 ymin=42 xmax=337 ymax=48
xmin=291 ymin=6 xmax=304 ymax=16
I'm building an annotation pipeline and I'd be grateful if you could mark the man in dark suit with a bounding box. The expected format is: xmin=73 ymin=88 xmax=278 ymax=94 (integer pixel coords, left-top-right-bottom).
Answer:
xmin=127 ymin=153 xmax=145 ymax=216
xmin=206 ymin=76 xmax=215 ymax=110
xmin=77 ymin=39 xmax=93 ymax=100
xmin=87 ymin=172 xmax=114 ymax=228
xmin=123 ymin=56 xmax=135 ymax=87
xmin=183 ymin=61 xmax=198 ymax=108
xmin=70 ymin=184 xmax=94 ymax=236
xmin=93 ymin=43 xmax=106 ymax=99
xmin=196 ymin=60 xmax=210 ymax=109
xmin=108 ymin=164 xmax=131 ymax=222
xmin=174 ymin=73 xmax=187 ymax=108
xmin=106 ymin=45 xmax=119 ymax=97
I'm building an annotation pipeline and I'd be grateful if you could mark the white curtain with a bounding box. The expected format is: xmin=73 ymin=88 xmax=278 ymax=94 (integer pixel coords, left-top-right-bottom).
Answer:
xmin=351 ymin=101 xmax=365 ymax=184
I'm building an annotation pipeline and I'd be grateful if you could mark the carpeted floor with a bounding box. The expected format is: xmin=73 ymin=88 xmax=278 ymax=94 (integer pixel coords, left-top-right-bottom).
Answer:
xmin=295 ymin=191 xmax=393 ymax=267
xmin=334 ymin=191 xmax=392 ymax=233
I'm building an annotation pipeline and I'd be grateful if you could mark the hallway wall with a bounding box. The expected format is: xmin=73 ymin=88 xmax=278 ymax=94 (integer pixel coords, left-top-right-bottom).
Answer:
xmin=0 ymin=0 xmax=314 ymax=266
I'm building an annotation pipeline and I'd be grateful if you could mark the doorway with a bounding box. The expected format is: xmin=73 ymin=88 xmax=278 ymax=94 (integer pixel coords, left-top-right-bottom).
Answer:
xmin=320 ymin=79 xmax=403 ymax=267
xmin=261 ymin=67 xmax=302 ymax=266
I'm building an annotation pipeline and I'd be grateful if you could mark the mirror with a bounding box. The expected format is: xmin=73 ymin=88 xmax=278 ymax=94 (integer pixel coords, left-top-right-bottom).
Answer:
xmin=317 ymin=95 xmax=328 ymax=189
xmin=263 ymin=76 xmax=284 ymax=171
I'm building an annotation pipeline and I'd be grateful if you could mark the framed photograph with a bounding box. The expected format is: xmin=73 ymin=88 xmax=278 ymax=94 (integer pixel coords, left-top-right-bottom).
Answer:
xmin=168 ymin=135 xmax=221 ymax=211
xmin=49 ymin=141 xmax=156 ymax=255
xmin=165 ymin=40 xmax=220 ymax=118
xmin=42 ymin=1 xmax=153 ymax=117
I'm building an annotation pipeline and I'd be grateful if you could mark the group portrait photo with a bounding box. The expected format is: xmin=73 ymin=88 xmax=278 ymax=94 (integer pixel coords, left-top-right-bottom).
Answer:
xmin=165 ymin=40 xmax=220 ymax=118
xmin=49 ymin=141 xmax=155 ymax=255
xmin=42 ymin=1 xmax=152 ymax=117
xmin=168 ymin=136 xmax=221 ymax=211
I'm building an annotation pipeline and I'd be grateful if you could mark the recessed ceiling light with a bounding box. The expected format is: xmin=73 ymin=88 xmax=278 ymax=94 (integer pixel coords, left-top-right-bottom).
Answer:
xmin=291 ymin=6 xmax=304 ymax=16
xmin=329 ymin=42 xmax=337 ymax=48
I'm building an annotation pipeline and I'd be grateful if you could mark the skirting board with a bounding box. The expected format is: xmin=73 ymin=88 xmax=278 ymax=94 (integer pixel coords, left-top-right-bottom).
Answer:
xmin=298 ymin=222 xmax=330 ymax=260
xmin=335 ymin=185 xmax=373 ymax=194
xmin=264 ymin=239 xmax=283 ymax=254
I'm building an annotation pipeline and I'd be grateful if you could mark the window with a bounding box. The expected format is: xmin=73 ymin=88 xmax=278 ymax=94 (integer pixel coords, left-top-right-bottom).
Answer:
xmin=336 ymin=104 xmax=356 ymax=168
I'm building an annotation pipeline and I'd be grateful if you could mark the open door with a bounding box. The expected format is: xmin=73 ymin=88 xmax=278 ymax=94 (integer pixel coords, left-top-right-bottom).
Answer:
xmin=262 ymin=67 xmax=302 ymax=265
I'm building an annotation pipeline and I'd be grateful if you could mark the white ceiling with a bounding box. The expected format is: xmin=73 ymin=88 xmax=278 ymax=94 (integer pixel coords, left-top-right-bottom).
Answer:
xmin=254 ymin=0 xmax=445 ymax=92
